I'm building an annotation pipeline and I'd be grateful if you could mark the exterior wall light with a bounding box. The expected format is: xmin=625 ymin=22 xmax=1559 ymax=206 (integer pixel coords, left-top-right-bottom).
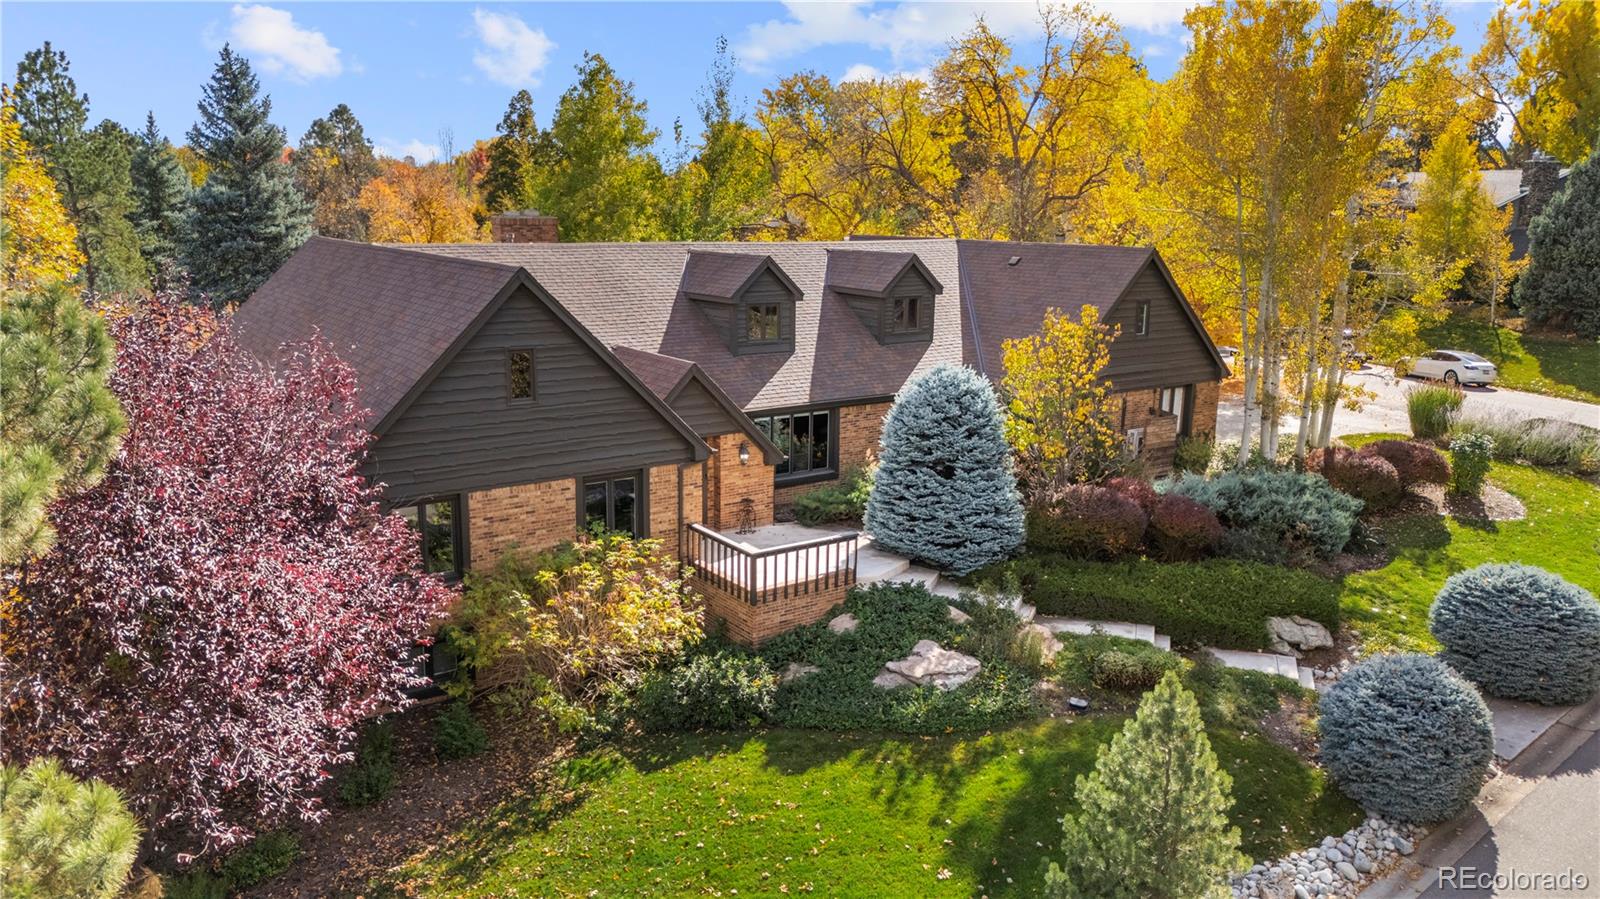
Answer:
xmin=739 ymin=441 xmax=751 ymax=465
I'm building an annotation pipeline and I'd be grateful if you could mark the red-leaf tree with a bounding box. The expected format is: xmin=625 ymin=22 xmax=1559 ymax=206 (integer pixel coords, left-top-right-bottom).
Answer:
xmin=0 ymin=298 xmax=455 ymax=857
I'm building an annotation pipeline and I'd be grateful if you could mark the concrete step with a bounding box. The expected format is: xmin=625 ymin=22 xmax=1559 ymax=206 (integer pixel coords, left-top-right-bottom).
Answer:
xmin=1155 ymin=633 xmax=1172 ymax=652
xmin=1205 ymin=647 xmax=1318 ymax=690
xmin=855 ymin=549 xmax=910 ymax=584
xmin=875 ymin=565 xmax=941 ymax=591
xmin=1035 ymin=617 xmax=1163 ymax=649
xmin=929 ymin=580 xmax=965 ymax=600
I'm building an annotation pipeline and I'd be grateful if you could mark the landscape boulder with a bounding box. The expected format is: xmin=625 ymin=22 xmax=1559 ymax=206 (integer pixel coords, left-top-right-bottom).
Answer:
xmin=1267 ymin=615 xmax=1334 ymax=656
xmin=873 ymin=640 xmax=982 ymax=690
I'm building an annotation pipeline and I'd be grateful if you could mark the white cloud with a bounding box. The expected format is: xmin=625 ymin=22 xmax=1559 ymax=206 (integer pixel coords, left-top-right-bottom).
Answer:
xmin=838 ymin=63 xmax=930 ymax=84
xmin=471 ymin=8 xmax=556 ymax=88
xmin=376 ymin=138 xmax=441 ymax=163
xmin=738 ymin=1 xmax=1191 ymax=71
xmin=229 ymin=5 xmax=343 ymax=81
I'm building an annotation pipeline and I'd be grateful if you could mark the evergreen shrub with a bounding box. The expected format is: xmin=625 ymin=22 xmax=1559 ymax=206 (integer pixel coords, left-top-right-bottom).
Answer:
xmin=433 ymin=699 xmax=490 ymax=760
xmin=865 ymin=365 xmax=1024 ymax=574
xmin=1431 ymin=563 xmax=1600 ymax=705
xmin=1165 ymin=468 xmax=1361 ymax=558
xmin=634 ymin=648 xmax=778 ymax=731
xmin=1449 ymin=432 xmax=1495 ymax=496
xmin=1319 ymin=654 xmax=1493 ymax=823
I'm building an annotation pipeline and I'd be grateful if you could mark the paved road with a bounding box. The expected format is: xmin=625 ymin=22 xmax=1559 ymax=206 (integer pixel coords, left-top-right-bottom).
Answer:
xmin=1417 ymin=729 xmax=1600 ymax=898
xmin=1217 ymin=365 xmax=1600 ymax=442
xmin=1369 ymin=697 xmax=1600 ymax=899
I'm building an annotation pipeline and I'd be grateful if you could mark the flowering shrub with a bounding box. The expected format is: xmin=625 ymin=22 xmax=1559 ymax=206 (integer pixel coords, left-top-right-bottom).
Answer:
xmin=1105 ymin=475 xmax=1159 ymax=515
xmin=1362 ymin=439 xmax=1450 ymax=485
xmin=1025 ymin=483 xmax=1147 ymax=559
xmin=453 ymin=532 xmax=703 ymax=717
xmin=1 ymin=299 xmax=452 ymax=855
xmin=1431 ymin=563 xmax=1600 ymax=705
xmin=1308 ymin=446 xmax=1403 ymax=512
xmin=1320 ymin=654 xmax=1492 ymax=823
xmin=1449 ymin=432 xmax=1495 ymax=496
xmin=1166 ymin=468 xmax=1362 ymax=558
xmin=1147 ymin=493 xmax=1224 ymax=561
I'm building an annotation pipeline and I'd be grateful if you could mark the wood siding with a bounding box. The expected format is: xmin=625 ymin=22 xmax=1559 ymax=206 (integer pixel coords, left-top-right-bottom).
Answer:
xmin=840 ymin=268 xmax=936 ymax=345
xmin=370 ymin=285 xmax=698 ymax=501
xmin=1101 ymin=263 xmax=1221 ymax=392
xmin=670 ymin=379 xmax=744 ymax=436
xmin=692 ymin=268 xmax=797 ymax=355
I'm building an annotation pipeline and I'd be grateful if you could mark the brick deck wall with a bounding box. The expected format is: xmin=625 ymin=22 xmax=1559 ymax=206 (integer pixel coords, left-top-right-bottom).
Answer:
xmin=697 ymin=577 xmax=853 ymax=645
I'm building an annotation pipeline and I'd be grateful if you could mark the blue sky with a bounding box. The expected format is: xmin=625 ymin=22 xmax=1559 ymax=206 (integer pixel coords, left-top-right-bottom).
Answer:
xmin=2 ymin=2 xmax=1500 ymax=161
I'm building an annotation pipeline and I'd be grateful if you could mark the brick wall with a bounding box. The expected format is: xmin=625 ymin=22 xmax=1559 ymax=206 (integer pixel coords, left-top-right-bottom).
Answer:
xmin=467 ymin=478 xmax=577 ymax=569
xmin=1192 ymin=380 xmax=1220 ymax=437
xmin=490 ymin=211 xmax=559 ymax=243
xmin=697 ymin=577 xmax=852 ymax=645
xmin=647 ymin=464 xmax=679 ymax=544
xmin=703 ymin=432 xmax=774 ymax=530
xmin=1116 ymin=381 xmax=1221 ymax=474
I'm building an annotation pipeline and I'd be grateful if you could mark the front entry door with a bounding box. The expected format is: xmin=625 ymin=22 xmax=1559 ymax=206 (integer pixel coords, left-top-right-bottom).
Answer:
xmin=582 ymin=473 xmax=640 ymax=537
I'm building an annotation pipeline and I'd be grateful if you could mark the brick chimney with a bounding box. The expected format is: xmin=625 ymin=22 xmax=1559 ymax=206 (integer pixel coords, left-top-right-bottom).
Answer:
xmin=490 ymin=210 xmax=559 ymax=243
xmin=1517 ymin=152 xmax=1562 ymax=227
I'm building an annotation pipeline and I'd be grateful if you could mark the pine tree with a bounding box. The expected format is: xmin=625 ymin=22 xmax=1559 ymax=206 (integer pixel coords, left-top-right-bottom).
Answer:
xmin=864 ymin=364 xmax=1024 ymax=574
xmin=0 ymin=281 xmax=124 ymax=560
xmin=183 ymin=45 xmax=312 ymax=307
xmin=481 ymin=90 xmax=546 ymax=213
xmin=1516 ymin=144 xmax=1600 ymax=338
xmin=128 ymin=112 xmax=191 ymax=284
xmin=11 ymin=42 xmax=146 ymax=294
xmin=535 ymin=53 xmax=665 ymax=241
xmin=1045 ymin=672 xmax=1246 ymax=899
xmin=293 ymin=103 xmax=380 ymax=240
xmin=0 ymin=758 xmax=140 ymax=899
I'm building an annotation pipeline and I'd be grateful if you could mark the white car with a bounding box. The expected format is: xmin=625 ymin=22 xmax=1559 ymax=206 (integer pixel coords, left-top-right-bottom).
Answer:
xmin=1408 ymin=349 xmax=1497 ymax=386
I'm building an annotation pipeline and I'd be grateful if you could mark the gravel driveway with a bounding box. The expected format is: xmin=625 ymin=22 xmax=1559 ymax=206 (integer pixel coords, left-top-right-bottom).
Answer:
xmin=1217 ymin=364 xmax=1600 ymax=443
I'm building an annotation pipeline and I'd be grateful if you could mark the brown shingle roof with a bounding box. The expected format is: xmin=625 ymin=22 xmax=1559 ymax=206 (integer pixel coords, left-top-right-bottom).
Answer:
xmin=825 ymin=248 xmax=944 ymax=297
xmin=678 ymin=251 xmax=799 ymax=301
xmin=953 ymin=240 xmax=1155 ymax=378
xmin=403 ymin=240 xmax=969 ymax=411
xmin=611 ymin=345 xmax=695 ymax=399
xmin=232 ymin=237 xmax=519 ymax=428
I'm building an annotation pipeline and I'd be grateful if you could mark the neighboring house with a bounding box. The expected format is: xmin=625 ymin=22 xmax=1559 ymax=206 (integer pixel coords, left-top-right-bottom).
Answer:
xmin=1398 ymin=152 xmax=1570 ymax=260
xmin=234 ymin=221 xmax=1227 ymax=644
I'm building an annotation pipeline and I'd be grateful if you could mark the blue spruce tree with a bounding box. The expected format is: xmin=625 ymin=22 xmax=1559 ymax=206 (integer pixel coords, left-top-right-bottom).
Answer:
xmin=129 ymin=112 xmax=191 ymax=286
xmin=183 ymin=45 xmax=311 ymax=307
xmin=1516 ymin=146 xmax=1600 ymax=339
xmin=865 ymin=364 xmax=1024 ymax=574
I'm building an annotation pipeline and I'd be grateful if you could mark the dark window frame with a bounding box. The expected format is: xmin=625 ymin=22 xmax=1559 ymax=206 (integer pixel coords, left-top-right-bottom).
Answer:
xmin=405 ymin=630 xmax=464 ymax=698
xmin=395 ymin=495 xmax=464 ymax=581
xmin=742 ymin=302 xmax=783 ymax=345
xmin=752 ymin=406 xmax=838 ymax=486
xmin=578 ymin=470 xmax=646 ymax=537
xmin=1159 ymin=385 xmax=1195 ymax=436
xmin=888 ymin=295 xmax=922 ymax=334
xmin=505 ymin=347 xmax=535 ymax=404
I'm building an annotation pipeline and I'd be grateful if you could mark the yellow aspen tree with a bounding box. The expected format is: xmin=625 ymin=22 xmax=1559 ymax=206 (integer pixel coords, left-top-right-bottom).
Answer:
xmin=999 ymin=304 xmax=1122 ymax=490
xmin=1 ymin=93 xmax=83 ymax=290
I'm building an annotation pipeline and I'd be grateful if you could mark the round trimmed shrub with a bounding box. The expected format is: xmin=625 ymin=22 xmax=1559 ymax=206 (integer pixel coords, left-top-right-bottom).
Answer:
xmin=1319 ymin=654 xmax=1493 ymax=823
xmin=1430 ymin=563 xmax=1600 ymax=705
xmin=634 ymin=649 xmax=778 ymax=731
xmin=1362 ymin=439 xmax=1450 ymax=485
xmin=1025 ymin=484 xmax=1146 ymax=558
xmin=1105 ymin=476 xmax=1159 ymax=515
xmin=1147 ymin=493 xmax=1223 ymax=561
xmin=1308 ymin=446 xmax=1403 ymax=512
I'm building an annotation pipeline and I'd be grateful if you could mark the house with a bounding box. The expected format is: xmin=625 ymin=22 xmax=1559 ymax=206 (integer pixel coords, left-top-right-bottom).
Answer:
xmin=1399 ymin=152 xmax=1570 ymax=260
xmin=234 ymin=222 xmax=1227 ymax=644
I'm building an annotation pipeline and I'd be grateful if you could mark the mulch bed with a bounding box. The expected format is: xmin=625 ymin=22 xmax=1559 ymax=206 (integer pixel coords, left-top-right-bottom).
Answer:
xmin=1399 ymin=482 xmax=1526 ymax=521
xmin=252 ymin=704 xmax=573 ymax=898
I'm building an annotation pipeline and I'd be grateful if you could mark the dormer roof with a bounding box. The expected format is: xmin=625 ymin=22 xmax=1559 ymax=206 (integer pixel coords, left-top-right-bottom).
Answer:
xmin=679 ymin=251 xmax=802 ymax=303
xmin=824 ymin=249 xmax=944 ymax=298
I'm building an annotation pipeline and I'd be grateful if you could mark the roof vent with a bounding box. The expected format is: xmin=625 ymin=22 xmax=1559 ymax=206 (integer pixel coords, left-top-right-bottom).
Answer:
xmin=1007 ymin=256 xmax=1021 ymax=266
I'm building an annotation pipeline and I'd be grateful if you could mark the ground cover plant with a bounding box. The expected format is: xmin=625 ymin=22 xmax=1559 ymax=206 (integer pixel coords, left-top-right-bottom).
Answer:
xmin=758 ymin=582 xmax=1037 ymax=733
xmin=791 ymin=466 xmax=873 ymax=525
xmin=1431 ymin=563 xmax=1600 ymax=705
xmin=1319 ymin=654 xmax=1493 ymax=824
xmin=982 ymin=555 xmax=1339 ymax=650
xmin=1337 ymin=441 xmax=1600 ymax=654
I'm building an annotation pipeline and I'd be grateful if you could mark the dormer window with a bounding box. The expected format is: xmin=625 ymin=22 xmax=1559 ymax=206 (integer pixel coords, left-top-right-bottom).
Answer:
xmin=507 ymin=348 xmax=534 ymax=401
xmin=889 ymin=296 xmax=922 ymax=334
xmin=745 ymin=303 xmax=782 ymax=342
xmin=679 ymin=251 xmax=802 ymax=355
xmin=826 ymin=249 xmax=943 ymax=345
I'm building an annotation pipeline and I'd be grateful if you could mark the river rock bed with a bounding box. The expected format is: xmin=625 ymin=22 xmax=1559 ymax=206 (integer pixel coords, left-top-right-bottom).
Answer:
xmin=1231 ymin=816 xmax=1426 ymax=898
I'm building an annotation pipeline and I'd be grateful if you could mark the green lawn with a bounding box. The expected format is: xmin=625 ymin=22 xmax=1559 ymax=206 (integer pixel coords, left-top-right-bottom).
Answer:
xmin=1419 ymin=312 xmax=1600 ymax=404
xmin=374 ymin=709 xmax=1356 ymax=897
xmin=1337 ymin=445 xmax=1600 ymax=653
